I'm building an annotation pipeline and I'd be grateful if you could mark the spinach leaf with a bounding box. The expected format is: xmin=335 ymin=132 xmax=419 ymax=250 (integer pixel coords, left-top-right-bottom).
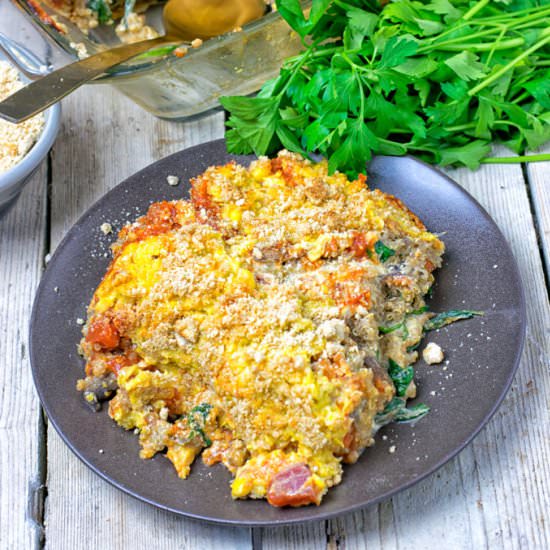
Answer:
xmin=406 ymin=341 xmax=421 ymax=352
xmin=394 ymin=402 xmax=431 ymax=422
xmin=378 ymin=321 xmax=403 ymax=334
xmin=374 ymin=396 xmax=406 ymax=426
xmin=375 ymin=397 xmax=430 ymax=425
xmin=424 ymin=309 xmax=483 ymax=331
xmin=374 ymin=240 xmax=395 ymax=262
xmin=388 ymin=359 xmax=414 ymax=397
xmin=186 ymin=403 xmax=213 ymax=446
xmin=87 ymin=0 xmax=112 ymax=24
xmin=379 ymin=306 xmax=427 ymax=337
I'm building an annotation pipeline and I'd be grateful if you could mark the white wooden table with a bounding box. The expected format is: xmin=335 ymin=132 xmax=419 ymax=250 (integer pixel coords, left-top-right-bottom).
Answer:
xmin=1 ymin=10 xmax=550 ymax=550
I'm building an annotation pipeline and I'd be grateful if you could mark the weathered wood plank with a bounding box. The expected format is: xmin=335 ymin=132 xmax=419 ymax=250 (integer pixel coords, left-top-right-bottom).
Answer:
xmin=256 ymin=152 xmax=550 ymax=549
xmin=525 ymin=147 xmax=550 ymax=279
xmin=0 ymin=165 xmax=47 ymax=550
xmin=45 ymin=85 xmax=251 ymax=550
xmin=324 ymin=155 xmax=550 ymax=550
xmin=0 ymin=8 xmax=49 ymax=550
xmin=37 ymin=73 xmax=550 ymax=549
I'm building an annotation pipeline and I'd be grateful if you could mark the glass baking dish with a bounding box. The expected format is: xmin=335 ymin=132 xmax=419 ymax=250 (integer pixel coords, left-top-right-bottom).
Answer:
xmin=9 ymin=1 xmax=308 ymax=119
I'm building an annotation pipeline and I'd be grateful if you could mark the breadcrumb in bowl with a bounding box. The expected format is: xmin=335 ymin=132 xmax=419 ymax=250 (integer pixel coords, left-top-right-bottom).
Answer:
xmin=77 ymin=150 xmax=444 ymax=507
xmin=0 ymin=55 xmax=60 ymax=217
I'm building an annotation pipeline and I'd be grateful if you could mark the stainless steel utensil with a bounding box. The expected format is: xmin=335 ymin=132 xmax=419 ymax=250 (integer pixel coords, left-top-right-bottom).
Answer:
xmin=0 ymin=35 xmax=177 ymax=123
xmin=0 ymin=0 xmax=268 ymax=123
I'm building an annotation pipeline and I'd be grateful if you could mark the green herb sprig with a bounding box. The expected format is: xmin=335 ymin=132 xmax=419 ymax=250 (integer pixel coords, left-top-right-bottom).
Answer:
xmin=388 ymin=358 xmax=415 ymax=396
xmin=424 ymin=309 xmax=483 ymax=331
xmin=185 ymin=403 xmax=213 ymax=446
xmin=374 ymin=240 xmax=395 ymax=262
xmin=375 ymin=396 xmax=431 ymax=425
xmin=221 ymin=0 xmax=550 ymax=177
xmin=87 ymin=0 xmax=112 ymax=24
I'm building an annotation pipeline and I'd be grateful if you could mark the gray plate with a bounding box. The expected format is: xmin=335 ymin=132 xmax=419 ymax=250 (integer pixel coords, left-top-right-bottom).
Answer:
xmin=29 ymin=140 xmax=526 ymax=526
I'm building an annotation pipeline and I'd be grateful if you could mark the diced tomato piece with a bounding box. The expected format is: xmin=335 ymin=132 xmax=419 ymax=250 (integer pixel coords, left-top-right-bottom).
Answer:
xmin=86 ymin=316 xmax=120 ymax=350
xmin=143 ymin=202 xmax=179 ymax=236
xmin=270 ymin=157 xmax=302 ymax=187
xmin=105 ymin=354 xmax=134 ymax=375
xmin=350 ymin=232 xmax=375 ymax=259
xmin=267 ymin=464 xmax=321 ymax=507
xmin=121 ymin=201 xmax=181 ymax=245
xmin=190 ymin=175 xmax=220 ymax=227
xmin=333 ymin=282 xmax=371 ymax=309
xmin=425 ymin=260 xmax=436 ymax=272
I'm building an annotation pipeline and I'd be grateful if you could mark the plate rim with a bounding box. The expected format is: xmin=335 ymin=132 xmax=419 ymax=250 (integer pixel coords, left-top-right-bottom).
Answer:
xmin=29 ymin=140 xmax=527 ymax=526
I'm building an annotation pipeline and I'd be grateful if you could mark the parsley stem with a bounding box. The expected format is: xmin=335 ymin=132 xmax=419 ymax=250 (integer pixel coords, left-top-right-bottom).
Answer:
xmin=468 ymin=33 xmax=550 ymax=96
xmin=485 ymin=27 xmax=506 ymax=65
xmin=481 ymin=6 xmax=550 ymax=24
xmin=511 ymin=91 xmax=531 ymax=104
xmin=424 ymin=7 xmax=550 ymax=48
xmin=284 ymin=46 xmax=339 ymax=65
xmin=419 ymin=27 xmax=503 ymax=52
xmin=354 ymin=70 xmax=365 ymax=119
xmin=435 ymin=37 xmax=525 ymax=52
xmin=444 ymin=120 xmax=521 ymax=132
xmin=278 ymin=41 xmax=319 ymax=98
xmin=481 ymin=154 xmax=550 ymax=164
xmin=463 ymin=0 xmax=490 ymax=21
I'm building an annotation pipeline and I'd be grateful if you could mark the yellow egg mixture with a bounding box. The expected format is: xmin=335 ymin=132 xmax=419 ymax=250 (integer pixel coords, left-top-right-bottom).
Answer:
xmin=78 ymin=151 xmax=444 ymax=507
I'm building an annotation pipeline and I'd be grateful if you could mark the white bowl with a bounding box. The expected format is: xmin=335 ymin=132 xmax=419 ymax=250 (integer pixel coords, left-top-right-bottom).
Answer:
xmin=0 ymin=43 xmax=60 ymax=217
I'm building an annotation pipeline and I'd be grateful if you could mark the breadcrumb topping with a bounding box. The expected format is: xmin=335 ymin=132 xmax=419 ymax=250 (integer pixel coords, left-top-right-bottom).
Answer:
xmin=78 ymin=152 xmax=444 ymax=506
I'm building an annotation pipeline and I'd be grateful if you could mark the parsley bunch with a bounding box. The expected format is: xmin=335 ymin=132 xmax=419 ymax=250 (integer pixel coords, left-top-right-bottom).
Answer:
xmin=221 ymin=0 xmax=550 ymax=176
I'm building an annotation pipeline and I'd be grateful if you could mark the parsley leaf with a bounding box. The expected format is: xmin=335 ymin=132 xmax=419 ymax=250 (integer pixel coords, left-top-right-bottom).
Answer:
xmin=379 ymin=35 xmax=419 ymax=69
xmin=444 ymin=52 xmax=488 ymax=82
xmin=222 ymin=0 xmax=550 ymax=173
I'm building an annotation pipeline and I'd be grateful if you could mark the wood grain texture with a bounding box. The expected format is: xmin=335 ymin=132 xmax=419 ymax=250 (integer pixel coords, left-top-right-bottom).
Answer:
xmin=0 ymin=165 xmax=47 ymax=550
xmin=525 ymin=146 xmax=550 ymax=278
xmin=44 ymin=85 xmax=251 ymax=550
xmin=2 ymin=16 xmax=548 ymax=543
xmin=0 ymin=8 xmax=49 ymax=550
xmin=258 ymin=153 xmax=550 ymax=550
